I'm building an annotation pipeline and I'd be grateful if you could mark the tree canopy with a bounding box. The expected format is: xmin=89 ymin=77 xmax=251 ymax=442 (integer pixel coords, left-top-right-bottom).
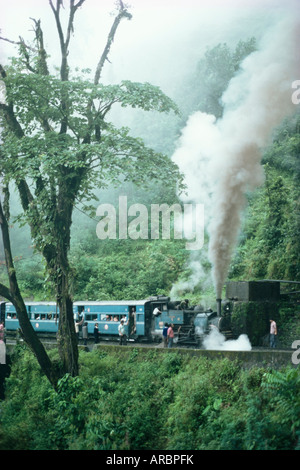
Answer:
xmin=0 ymin=0 xmax=182 ymax=384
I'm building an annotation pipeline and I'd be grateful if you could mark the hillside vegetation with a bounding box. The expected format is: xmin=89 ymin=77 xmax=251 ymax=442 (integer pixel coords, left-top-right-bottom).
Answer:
xmin=4 ymin=113 xmax=299 ymax=314
xmin=0 ymin=345 xmax=299 ymax=450
xmin=2 ymin=39 xmax=298 ymax=304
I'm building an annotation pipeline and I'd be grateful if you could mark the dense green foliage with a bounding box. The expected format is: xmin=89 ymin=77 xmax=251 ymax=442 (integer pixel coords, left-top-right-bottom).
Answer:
xmin=0 ymin=345 xmax=299 ymax=450
xmin=229 ymin=115 xmax=300 ymax=281
xmin=182 ymin=38 xmax=257 ymax=118
xmin=0 ymin=12 xmax=298 ymax=453
xmin=0 ymin=1 xmax=186 ymax=378
xmin=6 ymin=113 xmax=299 ymax=302
xmin=70 ymin=238 xmax=186 ymax=301
xmin=1 ymin=38 xmax=298 ymax=303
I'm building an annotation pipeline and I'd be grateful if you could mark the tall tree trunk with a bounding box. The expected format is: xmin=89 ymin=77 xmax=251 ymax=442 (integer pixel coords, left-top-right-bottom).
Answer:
xmin=54 ymin=181 xmax=79 ymax=376
xmin=0 ymin=198 xmax=59 ymax=389
xmin=0 ymin=0 xmax=133 ymax=382
xmin=56 ymin=271 xmax=79 ymax=377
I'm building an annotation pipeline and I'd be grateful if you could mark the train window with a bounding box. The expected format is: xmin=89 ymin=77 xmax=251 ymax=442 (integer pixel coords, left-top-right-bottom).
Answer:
xmin=85 ymin=314 xmax=97 ymax=321
xmin=100 ymin=314 xmax=110 ymax=321
xmin=99 ymin=314 xmax=122 ymax=322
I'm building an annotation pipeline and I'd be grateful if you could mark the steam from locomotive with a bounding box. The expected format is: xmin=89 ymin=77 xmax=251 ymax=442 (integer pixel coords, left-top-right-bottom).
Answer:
xmin=172 ymin=12 xmax=299 ymax=299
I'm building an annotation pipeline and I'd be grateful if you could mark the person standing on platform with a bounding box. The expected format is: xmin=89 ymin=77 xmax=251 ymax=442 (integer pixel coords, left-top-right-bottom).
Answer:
xmin=270 ymin=319 xmax=277 ymax=348
xmin=118 ymin=318 xmax=128 ymax=345
xmin=167 ymin=323 xmax=174 ymax=348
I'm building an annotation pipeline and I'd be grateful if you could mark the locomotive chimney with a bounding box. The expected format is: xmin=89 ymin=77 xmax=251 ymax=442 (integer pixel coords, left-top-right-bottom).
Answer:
xmin=216 ymin=298 xmax=222 ymax=317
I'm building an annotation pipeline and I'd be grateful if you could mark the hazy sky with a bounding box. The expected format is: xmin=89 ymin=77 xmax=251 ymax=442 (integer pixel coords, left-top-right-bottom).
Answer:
xmin=1 ymin=0 xmax=299 ymax=282
xmin=1 ymin=0 xmax=298 ymax=95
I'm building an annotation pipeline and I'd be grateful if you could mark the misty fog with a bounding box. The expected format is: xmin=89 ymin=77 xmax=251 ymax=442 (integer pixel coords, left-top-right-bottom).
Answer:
xmin=1 ymin=0 xmax=299 ymax=298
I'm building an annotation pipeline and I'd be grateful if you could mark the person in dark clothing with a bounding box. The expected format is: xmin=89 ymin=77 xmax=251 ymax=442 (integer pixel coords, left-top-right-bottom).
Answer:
xmin=162 ymin=323 xmax=169 ymax=347
xmin=82 ymin=322 xmax=88 ymax=346
xmin=94 ymin=323 xmax=99 ymax=344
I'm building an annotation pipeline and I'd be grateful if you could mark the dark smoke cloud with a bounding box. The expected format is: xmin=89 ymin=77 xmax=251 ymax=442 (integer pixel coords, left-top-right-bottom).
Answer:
xmin=172 ymin=13 xmax=299 ymax=297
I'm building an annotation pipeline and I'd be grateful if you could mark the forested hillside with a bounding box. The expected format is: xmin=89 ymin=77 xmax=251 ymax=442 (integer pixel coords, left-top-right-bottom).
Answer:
xmin=2 ymin=39 xmax=299 ymax=303
xmin=0 ymin=1 xmax=299 ymax=453
xmin=230 ymin=114 xmax=300 ymax=282
xmin=0 ymin=345 xmax=299 ymax=450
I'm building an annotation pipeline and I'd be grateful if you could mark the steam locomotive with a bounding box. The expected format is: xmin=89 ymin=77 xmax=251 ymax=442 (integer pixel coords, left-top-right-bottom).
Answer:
xmin=1 ymin=296 xmax=233 ymax=346
xmin=1 ymin=280 xmax=289 ymax=348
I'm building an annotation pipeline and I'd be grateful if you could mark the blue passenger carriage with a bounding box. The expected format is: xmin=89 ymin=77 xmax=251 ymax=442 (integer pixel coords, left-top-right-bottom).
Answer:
xmin=73 ymin=300 xmax=151 ymax=341
xmin=4 ymin=301 xmax=59 ymax=335
xmin=3 ymin=295 xmax=199 ymax=343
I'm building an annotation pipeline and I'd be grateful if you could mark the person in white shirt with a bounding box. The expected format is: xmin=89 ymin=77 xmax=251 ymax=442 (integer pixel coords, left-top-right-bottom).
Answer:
xmin=153 ymin=307 xmax=161 ymax=317
xmin=118 ymin=318 xmax=128 ymax=345
xmin=269 ymin=319 xmax=277 ymax=348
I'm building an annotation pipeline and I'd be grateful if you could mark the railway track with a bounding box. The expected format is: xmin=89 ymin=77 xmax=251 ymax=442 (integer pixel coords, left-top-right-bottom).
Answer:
xmin=4 ymin=336 xmax=296 ymax=371
xmin=5 ymin=333 xmax=294 ymax=351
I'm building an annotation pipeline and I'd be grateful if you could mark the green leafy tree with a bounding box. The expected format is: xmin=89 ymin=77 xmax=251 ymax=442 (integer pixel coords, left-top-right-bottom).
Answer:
xmin=229 ymin=115 xmax=300 ymax=281
xmin=182 ymin=38 xmax=257 ymax=118
xmin=262 ymin=368 xmax=300 ymax=447
xmin=0 ymin=0 xmax=182 ymax=382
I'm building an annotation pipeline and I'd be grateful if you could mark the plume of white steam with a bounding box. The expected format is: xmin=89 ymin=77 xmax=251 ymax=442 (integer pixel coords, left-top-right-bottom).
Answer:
xmin=169 ymin=260 xmax=206 ymax=299
xmin=172 ymin=14 xmax=299 ymax=298
xmin=203 ymin=328 xmax=252 ymax=351
xmin=171 ymin=113 xmax=221 ymax=296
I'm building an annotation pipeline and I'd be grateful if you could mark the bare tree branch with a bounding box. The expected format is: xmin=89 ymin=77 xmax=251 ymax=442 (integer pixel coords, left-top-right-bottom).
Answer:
xmin=49 ymin=0 xmax=87 ymax=134
xmin=75 ymin=0 xmax=85 ymax=8
xmin=0 ymin=35 xmax=37 ymax=52
xmin=49 ymin=0 xmax=86 ymax=81
xmin=78 ymin=1 xmax=132 ymax=143
xmin=49 ymin=0 xmax=67 ymax=79
xmin=65 ymin=0 xmax=86 ymax=49
xmin=94 ymin=1 xmax=132 ymax=86
xmin=30 ymin=19 xmax=49 ymax=75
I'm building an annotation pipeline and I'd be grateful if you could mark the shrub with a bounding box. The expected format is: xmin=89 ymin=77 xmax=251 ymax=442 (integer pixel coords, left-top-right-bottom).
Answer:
xmin=0 ymin=347 xmax=299 ymax=450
